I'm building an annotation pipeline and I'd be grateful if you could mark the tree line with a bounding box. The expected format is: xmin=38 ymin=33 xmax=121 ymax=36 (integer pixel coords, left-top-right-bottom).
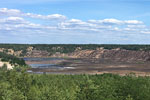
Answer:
xmin=0 ymin=68 xmax=150 ymax=100
xmin=1 ymin=44 xmax=150 ymax=56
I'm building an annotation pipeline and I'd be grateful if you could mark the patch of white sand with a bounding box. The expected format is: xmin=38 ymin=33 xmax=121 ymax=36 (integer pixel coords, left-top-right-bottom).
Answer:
xmin=0 ymin=61 xmax=14 ymax=69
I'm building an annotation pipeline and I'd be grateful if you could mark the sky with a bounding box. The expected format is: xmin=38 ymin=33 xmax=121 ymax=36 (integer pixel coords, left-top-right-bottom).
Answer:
xmin=0 ymin=0 xmax=150 ymax=44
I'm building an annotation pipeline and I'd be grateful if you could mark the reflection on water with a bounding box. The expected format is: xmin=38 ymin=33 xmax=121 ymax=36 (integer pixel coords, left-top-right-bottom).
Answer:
xmin=25 ymin=57 xmax=75 ymax=74
xmin=24 ymin=57 xmax=63 ymax=61
xmin=24 ymin=57 xmax=64 ymax=68
xmin=29 ymin=64 xmax=62 ymax=68
xmin=27 ymin=70 xmax=75 ymax=75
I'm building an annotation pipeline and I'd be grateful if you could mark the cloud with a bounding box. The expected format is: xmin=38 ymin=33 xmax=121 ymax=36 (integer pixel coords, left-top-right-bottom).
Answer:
xmin=0 ymin=8 xmax=21 ymax=16
xmin=0 ymin=8 xmax=150 ymax=44
xmin=127 ymin=25 xmax=146 ymax=28
xmin=0 ymin=17 xmax=25 ymax=24
xmin=141 ymin=31 xmax=150 ymax=34
xmin=60 ymin=18 xmax=114 ymax=31
xmin=0 ymin=16 xmax=45 ymax=33
xmin=124 ymin=20 xmax=143 ymax=24
xmin=88 ymin=19 xmax=143 ymax=25
xmin=25 ymin=13 xmax=66 ymax=20
xmin=59 ymin=19 xmax=90 ymax=29
xmin=0 ymin=8 xmax=66 ymax=21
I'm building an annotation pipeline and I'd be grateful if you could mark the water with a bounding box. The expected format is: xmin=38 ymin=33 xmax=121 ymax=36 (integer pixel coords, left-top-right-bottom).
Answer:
xmin=24 ymin=57 xmax=75 ymax=74
xmin=24 ymin=57 xmax=64 ymax=68
xmin=24 ymin=57 xmax=63 ymax=61
xmin=29 ymin=64 xmax=56 ymax=68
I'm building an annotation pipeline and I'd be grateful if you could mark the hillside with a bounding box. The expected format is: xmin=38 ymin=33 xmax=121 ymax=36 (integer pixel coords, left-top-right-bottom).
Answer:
xmin=0 ymin=44 xmax=150 ymax=62
xmin=0 ymin=52 xmax=27 ymax=69
xmin=56 ymin=48 xmax=150 ymax=62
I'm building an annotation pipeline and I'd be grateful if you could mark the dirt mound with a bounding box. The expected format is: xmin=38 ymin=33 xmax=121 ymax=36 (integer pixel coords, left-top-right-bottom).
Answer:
xmin=56 ymin=48 xmax=150 ymax=62
xmin=26 ymin=50 xmax=50 ymax=57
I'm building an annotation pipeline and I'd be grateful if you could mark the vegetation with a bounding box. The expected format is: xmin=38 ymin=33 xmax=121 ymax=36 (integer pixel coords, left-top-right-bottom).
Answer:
xmin=1 ymin=44 xmax=150 ymax=56
xmin=0 ymin=68 xmax=150 ymax=100
xmin=0 ymin=52 xmax=26 ymax=66
xmin=1 ymin=44 xmax=150 ymax=99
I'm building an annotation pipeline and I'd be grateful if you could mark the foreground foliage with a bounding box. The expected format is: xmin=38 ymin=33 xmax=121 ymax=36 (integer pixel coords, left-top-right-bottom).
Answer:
xmin=0 ymin=69 xmax=150 ymax=100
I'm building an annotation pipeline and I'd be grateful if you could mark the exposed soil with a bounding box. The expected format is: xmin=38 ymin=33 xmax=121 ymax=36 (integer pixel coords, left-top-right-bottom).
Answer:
xmin=26 ymin=58 xmax=150 ymax=76
xmin=26 ymin=59 xmax=66 ymax=65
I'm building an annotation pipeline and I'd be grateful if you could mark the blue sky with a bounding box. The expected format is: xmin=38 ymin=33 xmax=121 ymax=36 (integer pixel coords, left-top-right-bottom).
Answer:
xmin=0 ymin=0 xmax=150 ymax=44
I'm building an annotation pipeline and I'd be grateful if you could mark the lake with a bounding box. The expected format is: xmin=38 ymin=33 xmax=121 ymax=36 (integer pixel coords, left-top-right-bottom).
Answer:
xmin=24 ymin=57 xmax=75 ymax=74
xmin=24 ymin=57 xmax=64 ymax=68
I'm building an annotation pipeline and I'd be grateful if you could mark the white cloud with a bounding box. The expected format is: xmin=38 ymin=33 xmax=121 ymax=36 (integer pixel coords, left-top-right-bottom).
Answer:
xmin=59 ymin=19 xmax=89 ymax=29
xmin=0 ymin=8 xmax=150 ymax=44
xmin=6 ymin=17 xmax=24 ymax=21
xmin=88 ymin=19 xmax=121 ymax=25
xmin=127 ymin=25 xmax=146 ymax=28
xmin=0 ymin=8 xmax=21 ymax=16
xmin=59 ymin=18 xmax=113 ymax=31
xmin=0 ymin=17 xmax=29 ymax=26
xmin=0 ymin=8 xmax=66 ymax=21
xmin=100 ymin=19 xmax=122 ymax=24
xmin=0 ymin=16 xmax=45 ymax=32
xmin=124 ymin=20 xmax=143 ymax=24
xmin=88 ymin=19 xmax=143 ymax=25
xmin=141 ymin=31 xmax=150 ymax=34
xmin=25 ymin=13 xmax=66 ymax=20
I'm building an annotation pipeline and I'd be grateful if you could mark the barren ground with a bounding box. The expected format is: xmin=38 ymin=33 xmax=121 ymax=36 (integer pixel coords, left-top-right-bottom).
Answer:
xmin=26 ymin=58 xmax=150 ymax=76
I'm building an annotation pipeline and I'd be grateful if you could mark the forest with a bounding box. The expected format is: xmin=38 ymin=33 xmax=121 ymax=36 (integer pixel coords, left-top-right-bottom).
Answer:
xmin=1 ymin=44 xmax=150 ymax=55
xmin=0 ymin=67 xmax=150 ymax=100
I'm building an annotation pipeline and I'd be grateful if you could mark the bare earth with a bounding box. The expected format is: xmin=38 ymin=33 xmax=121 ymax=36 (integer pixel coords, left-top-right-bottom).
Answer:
xmin=26 ymin=58 xmax=150 ymax=76
xmin=0 ymin=61 xmax=13 ymax=69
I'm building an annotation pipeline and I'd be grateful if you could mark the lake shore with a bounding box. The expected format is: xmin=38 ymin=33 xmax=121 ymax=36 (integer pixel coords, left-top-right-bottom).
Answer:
xmin=24 ymin=57 xmax=150 ymax=76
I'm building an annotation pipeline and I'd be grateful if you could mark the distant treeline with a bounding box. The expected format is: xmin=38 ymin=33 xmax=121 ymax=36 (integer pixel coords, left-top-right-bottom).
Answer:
xmin=0 ymin=44 xmax=150 ymax=55
xmin=0 ymin=70 xmax=150 ymax=100
xmin=0 ymin=52 xmax=26 ymax=66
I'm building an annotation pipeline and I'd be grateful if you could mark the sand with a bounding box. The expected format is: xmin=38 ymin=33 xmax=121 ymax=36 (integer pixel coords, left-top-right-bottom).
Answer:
xmin=0 ymin=61 xmax=13 ymax=69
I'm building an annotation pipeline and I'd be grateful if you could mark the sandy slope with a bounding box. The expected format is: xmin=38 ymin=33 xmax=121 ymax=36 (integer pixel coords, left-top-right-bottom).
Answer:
xmin=0 ymin=61 xmax=14 ymax=69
